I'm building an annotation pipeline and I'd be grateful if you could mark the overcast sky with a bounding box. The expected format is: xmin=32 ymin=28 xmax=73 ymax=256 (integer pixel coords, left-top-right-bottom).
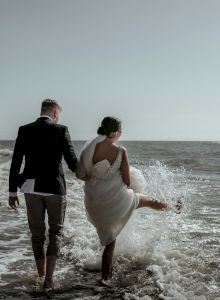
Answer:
xmin=1 ymin=0 xmax=220 ymax=140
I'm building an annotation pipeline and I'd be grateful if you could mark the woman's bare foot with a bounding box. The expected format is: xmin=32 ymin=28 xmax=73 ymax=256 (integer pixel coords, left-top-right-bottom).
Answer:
xmin=174 ymin=199 xmax=183 ymax=214
xmin=100 ymin=278 xmax=113 ymax=287
xmin=164 ymin=198 xmax=183 ymax=214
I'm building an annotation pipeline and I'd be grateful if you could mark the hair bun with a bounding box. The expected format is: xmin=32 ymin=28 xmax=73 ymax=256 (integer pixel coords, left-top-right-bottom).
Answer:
xmin=97 ymin=116 xmax=121 ymax=136
xmin=97 ymin=126 xmax=105 ymax=135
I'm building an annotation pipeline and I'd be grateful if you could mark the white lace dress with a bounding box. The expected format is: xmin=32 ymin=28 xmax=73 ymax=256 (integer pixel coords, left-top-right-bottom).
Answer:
xmin=82 ymin=146 xmax=139 ymax=246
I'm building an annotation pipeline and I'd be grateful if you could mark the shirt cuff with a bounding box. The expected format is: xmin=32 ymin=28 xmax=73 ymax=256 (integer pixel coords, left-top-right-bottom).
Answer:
xmin=9 ymin=192 xmax=18 ymax=197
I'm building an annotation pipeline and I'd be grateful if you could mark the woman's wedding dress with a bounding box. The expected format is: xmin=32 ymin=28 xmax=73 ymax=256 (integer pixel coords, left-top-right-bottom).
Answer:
xmin=76 ymin=135 xmax=146 ymax=246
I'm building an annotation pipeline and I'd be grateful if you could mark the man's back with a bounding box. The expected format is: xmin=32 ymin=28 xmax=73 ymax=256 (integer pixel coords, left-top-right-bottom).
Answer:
xmin=9 ymin=117 xmax=77 ymax=195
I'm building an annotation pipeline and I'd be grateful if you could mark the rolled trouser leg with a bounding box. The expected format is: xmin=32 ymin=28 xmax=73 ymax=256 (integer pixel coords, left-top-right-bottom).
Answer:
xmin=43 ymin=195 xmax=66 ymax=288
xmin=24 ymin=193 xmax=46 ymax=275
xmin=45 ymin=195 xmax=66 ymax=258
xmin=31 ymin=235 xmax=46 ymax=260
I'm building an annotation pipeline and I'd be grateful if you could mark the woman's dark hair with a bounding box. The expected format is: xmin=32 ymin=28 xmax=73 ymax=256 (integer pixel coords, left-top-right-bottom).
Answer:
xmin=97 ymin=117 xmax=121 ymax=136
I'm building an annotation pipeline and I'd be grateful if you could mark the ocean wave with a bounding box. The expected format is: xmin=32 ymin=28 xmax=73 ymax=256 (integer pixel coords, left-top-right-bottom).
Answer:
xmin=0 ymin=149 xmax=13 ymax=157
xmin=0 ymin=157 xmax=219 ymax=299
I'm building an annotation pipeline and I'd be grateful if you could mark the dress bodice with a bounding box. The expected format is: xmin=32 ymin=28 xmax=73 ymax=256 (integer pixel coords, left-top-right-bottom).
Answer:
xmin=91 ymin=159 xmax=111 ymax=178
xmin=90 ymin=146 xmax=123 ymax=182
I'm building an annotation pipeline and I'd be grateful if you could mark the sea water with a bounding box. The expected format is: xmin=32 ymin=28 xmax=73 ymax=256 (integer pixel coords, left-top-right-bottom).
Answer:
xmin=0 ymin=141 xmax=219 ymax=299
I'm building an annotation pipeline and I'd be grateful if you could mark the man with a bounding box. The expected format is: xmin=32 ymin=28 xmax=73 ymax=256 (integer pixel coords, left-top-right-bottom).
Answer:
xmin=8 ymin=99 xmax=77 ymax=291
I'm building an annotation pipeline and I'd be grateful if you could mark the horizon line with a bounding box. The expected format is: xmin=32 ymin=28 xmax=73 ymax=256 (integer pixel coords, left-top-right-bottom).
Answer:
xmin=0 ymin=139 xmax=219 ymax=143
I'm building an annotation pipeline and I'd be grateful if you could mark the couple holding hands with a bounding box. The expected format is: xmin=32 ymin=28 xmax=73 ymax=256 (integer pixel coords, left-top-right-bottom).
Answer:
xmin=8 ymin=99 xmax=181 ymax=292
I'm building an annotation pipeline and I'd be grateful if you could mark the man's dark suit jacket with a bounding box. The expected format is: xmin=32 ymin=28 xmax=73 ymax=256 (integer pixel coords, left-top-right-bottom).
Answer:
xmin=9 ymin=117 xmax=77 ymax=195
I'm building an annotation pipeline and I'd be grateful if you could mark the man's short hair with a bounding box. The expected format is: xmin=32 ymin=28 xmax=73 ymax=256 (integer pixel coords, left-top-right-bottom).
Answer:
xmin=41 ymin=98 xmax=62 ymax=114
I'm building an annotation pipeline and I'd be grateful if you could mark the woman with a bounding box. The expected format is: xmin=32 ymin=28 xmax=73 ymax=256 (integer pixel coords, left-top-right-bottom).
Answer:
xmin=76 ymin=117 xmax=181 ymax=283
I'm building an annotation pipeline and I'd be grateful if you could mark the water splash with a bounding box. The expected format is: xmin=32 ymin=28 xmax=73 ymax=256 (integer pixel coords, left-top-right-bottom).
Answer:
xmin=142 ymin=160 xmax=196 ymax=209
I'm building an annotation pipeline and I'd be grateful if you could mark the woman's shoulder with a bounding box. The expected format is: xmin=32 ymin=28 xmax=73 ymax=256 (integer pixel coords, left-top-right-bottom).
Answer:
xmin=119 ymin=145 xmax=127 ymax=152
xmin=111 ymin=144 xmax=127 ymax=155
xmin=118 ymin=145 xmax=128 ymax=160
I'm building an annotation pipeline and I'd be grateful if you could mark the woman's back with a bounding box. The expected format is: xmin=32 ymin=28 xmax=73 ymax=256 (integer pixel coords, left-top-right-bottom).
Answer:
xmin=93 ymin=141 xmax=120 ymax=166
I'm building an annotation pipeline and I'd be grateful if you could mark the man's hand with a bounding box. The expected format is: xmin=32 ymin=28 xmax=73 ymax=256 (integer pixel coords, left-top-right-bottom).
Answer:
xmin=9 ymin=196 xmax=20 ymax=209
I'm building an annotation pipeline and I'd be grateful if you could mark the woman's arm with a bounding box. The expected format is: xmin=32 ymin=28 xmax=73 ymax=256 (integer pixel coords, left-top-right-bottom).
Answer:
xmin=120 ymin=148 xmax=131 ymax=187
xmin=76 ymin=155 xmax=88 ymax=181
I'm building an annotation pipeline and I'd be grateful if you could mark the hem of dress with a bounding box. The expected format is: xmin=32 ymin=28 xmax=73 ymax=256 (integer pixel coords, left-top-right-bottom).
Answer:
xmin=99 ymin=192 xmax=139 ymax=246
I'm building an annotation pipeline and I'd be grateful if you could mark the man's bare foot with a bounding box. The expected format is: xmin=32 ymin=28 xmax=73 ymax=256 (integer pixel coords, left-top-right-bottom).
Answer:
xmin=33 ymin=276 xmax=45 ymax=292
xmin=43 ymin=277 xmax=53 ymax=290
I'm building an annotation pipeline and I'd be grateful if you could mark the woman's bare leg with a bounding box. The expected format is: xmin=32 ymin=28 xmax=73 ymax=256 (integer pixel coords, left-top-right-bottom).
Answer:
xmin=137 ymin=194 xmax=182 ymax=213
xmin=137 ymin=194 xmax=169 ymax=210
xmin=102 ymin=240 xmax=116 ymax=280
